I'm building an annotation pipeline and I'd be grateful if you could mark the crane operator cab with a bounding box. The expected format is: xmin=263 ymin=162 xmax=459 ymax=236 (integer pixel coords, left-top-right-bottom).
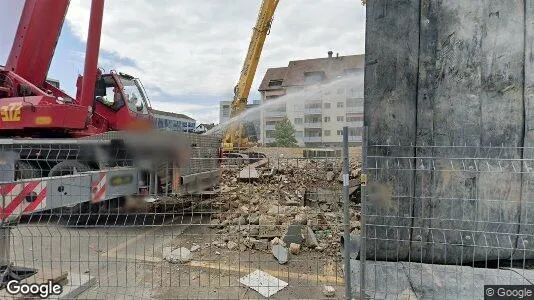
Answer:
xmin=94 ymin=70 xmax=153 ymax=131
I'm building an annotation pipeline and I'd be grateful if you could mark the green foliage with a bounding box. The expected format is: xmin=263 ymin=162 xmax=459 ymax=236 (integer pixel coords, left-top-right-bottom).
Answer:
xmin=274 ymin=117 xmax=298 ymax=147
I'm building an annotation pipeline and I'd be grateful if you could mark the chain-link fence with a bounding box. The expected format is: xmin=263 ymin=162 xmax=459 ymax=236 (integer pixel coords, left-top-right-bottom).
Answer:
xmin=357 ymin=133 xmax=534 ymax=299
xmin=0 ymin=131 xmax=360 ymax=299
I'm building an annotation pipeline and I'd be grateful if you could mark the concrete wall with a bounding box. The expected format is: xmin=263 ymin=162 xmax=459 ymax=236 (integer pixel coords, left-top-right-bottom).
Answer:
xmin=364 ymin=0 xmax=534 ymax=263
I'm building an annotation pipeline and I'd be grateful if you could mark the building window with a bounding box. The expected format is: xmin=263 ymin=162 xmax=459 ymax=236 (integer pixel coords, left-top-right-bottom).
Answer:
xmin=324 ymin=116 xmax=330 ymax=122
xmin=337 ymin=102 xmax=344 ymax=108
xmin=324 ymin=130 xmax=331 ymax=136
xmin=337 ymin=130 xmax=343 ymax=136
xmin=266 ymin=120 xmax=277 ymax=126
xmin=268 ymin=79 xmax=283 ymax=87
xmin=304 ymin=71 xmax=326 ymax=84
xmin=294 ymin=118 xmax=303 ymax=124
xmin=304 ymin=116 xmax=321 ymax=123
xmin=337 ymin=116 xmax=344 ymax=122
xmin=304 ymin=102 xmax=321 ymax=109
xmin=324 ymin=102 xmax=331 ymax=109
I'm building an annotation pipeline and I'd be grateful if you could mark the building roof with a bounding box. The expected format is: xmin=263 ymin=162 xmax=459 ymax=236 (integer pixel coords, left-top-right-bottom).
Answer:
xmin=150 ymin=109 xmax=195 ymax=121
xmin=258 ymin=54 xmax=364 ymax=91
xmin=258 ymin=67 xmax=288 ymax=91
xmin=197 ymin=123 xmax=216 ymax=130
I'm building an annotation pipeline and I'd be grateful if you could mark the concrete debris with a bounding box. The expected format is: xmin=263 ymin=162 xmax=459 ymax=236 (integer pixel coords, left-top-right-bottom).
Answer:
xmin=239 ymin=270 xmax=288 ymax=297
xmin=294 ymin=214 xmax=307 ymax=225
xmin=164 ymin=247 xmax=192 ymax=264
xmin=272 ymin=245 xmax=289 ymax=264
xmin=248 ymin=213 xmax=260 ymax=225
xmin=270 ymin=237 xmax=285 ymax=247
xmin=208 ymin=219 xmax=220 ymax=228
xmin=259 ymin=215 xmax=281 ymax=238
xmin=190 ymin=244 xmax=201 ymax=252
xmin=252 ymin=238 xmax=269 ymax=251
xmin=304 ymin=226 xmax=319 ymax=248
xmin=326 ymin=171 xmax=335 ymax=181
xmin=282 ymin=223 xmax=304 ymax=245
xmin=323 ymin=285 xmax=336 ymax=297
xmin=289 ymin=243 xmax=301 ymax=255
xmin=227 ymin=241 xmax=238 ymax=250
xmin=212 ymin=155 xmax=362 ymax=257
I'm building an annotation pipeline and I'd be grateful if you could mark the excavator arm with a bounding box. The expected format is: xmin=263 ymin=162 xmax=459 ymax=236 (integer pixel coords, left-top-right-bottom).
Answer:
xmin=222 ymin=0 xmax=279 ymax=151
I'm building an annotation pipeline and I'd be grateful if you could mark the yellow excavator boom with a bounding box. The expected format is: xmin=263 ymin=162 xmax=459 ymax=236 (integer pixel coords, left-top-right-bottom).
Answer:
xmin=222 ymin=0 xmax=279 ymax=152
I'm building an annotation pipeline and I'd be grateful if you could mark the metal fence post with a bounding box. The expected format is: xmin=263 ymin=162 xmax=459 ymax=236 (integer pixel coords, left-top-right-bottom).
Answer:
xmin=342 ymin=126 xmax=352 ymax=299
xmin=359 ymin=126 xmax=368 ymax=300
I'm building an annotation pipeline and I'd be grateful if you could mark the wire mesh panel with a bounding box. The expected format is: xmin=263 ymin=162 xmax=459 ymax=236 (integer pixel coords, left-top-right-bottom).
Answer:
xmin=0 ymin=136 xmax=360 ymax=299
xmin=358 ymin=143 xmax=534 ymax=299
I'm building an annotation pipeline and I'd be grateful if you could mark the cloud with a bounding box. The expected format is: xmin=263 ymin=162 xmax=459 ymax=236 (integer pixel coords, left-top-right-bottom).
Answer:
xmin=65 ymin=0 xmax=365 ymax=97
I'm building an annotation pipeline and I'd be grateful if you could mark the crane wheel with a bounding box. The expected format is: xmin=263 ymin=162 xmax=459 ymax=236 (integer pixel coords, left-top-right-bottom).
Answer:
xmin=48 ymin=160 xmax=92 ymax=177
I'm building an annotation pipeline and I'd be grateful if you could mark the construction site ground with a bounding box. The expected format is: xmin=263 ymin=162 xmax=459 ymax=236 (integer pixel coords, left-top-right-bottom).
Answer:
xmin=5 ymin=147 xmax=362 ymax=299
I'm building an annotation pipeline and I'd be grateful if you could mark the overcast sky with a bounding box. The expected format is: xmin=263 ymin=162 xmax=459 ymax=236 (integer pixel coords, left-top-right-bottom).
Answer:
xmin=1 ymin=0 xmax=366 ymax=124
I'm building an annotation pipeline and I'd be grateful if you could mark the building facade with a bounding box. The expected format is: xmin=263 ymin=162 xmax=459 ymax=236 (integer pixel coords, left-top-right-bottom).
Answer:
xmin=258 ymin=52 xmax=364 ymax=147
xmin=151 ymin=109 xmax=196 ymax=132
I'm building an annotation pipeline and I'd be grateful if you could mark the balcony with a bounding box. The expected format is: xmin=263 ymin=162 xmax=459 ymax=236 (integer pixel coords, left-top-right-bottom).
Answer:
xmin=346 ymin=121 xmax=363 ymax=128
xmin=304 ymin=108 xmax=322 ymax=114
xmin=265 ymin=110 xmax=286 ymax=117
xmin=303 ymin=136 xmax=322 ymax=143
xmin=303 ymin=122 xmax=322 ymax=128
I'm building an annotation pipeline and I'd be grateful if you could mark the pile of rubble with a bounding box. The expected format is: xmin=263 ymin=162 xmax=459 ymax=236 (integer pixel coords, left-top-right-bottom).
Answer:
xmin=208 ymin=158 xmax=362 ymax=261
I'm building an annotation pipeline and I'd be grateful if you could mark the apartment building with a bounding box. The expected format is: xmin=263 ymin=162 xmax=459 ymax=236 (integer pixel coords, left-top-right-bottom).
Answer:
xmin=151 ymin=109 xmax=196 ymax=132
xmin=258 ymin=52 xmax=364 ymax=147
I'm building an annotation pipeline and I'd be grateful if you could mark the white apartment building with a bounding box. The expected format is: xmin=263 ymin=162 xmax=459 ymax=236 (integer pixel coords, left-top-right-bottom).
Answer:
xmin=258 ymin=52 xmax=364 ymax=147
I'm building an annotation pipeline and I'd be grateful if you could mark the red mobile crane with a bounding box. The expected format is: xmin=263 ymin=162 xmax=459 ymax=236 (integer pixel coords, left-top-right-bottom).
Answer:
xmin=0 ymin=0 xmax=152 ymax=138
xmin=0 ymin=0 xmax=158 ymax=180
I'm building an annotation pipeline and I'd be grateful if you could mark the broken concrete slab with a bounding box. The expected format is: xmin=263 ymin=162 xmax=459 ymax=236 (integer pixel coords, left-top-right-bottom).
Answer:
xmin=164 ymin=247 xmax=192 ymax=264
xmin=282 ymin=223 xmax=304 ymax=245
xmin=305 ymin=226 xmax=319 ymax=248
xmin=271 ymin=245 xmax=289 ymax=264
xmin=239 ymin=269 xmax=288 ymax=297
xmin=239 ymin=167 xmax=259 ymax=180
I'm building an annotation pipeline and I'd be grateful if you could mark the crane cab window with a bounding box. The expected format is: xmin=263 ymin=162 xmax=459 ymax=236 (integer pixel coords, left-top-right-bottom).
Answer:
xmin=120 ymin=77 xmax=149 ymax=115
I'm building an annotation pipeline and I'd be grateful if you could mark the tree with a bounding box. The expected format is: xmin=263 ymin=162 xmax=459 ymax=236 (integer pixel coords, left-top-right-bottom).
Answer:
xmin=274 ymin=117 xmax=298 ymax=147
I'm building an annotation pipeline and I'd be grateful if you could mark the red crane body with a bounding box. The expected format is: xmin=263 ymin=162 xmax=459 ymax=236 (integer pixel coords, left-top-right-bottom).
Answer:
xmin=0 ymin=0 xmax=152 ymax=138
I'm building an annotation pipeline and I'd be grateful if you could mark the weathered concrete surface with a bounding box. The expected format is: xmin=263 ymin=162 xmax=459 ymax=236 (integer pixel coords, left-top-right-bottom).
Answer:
xmin=364 ymin=0 xmax=420 ymax=262
xmin=365 ymin=0 xmax=532 ymax=263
